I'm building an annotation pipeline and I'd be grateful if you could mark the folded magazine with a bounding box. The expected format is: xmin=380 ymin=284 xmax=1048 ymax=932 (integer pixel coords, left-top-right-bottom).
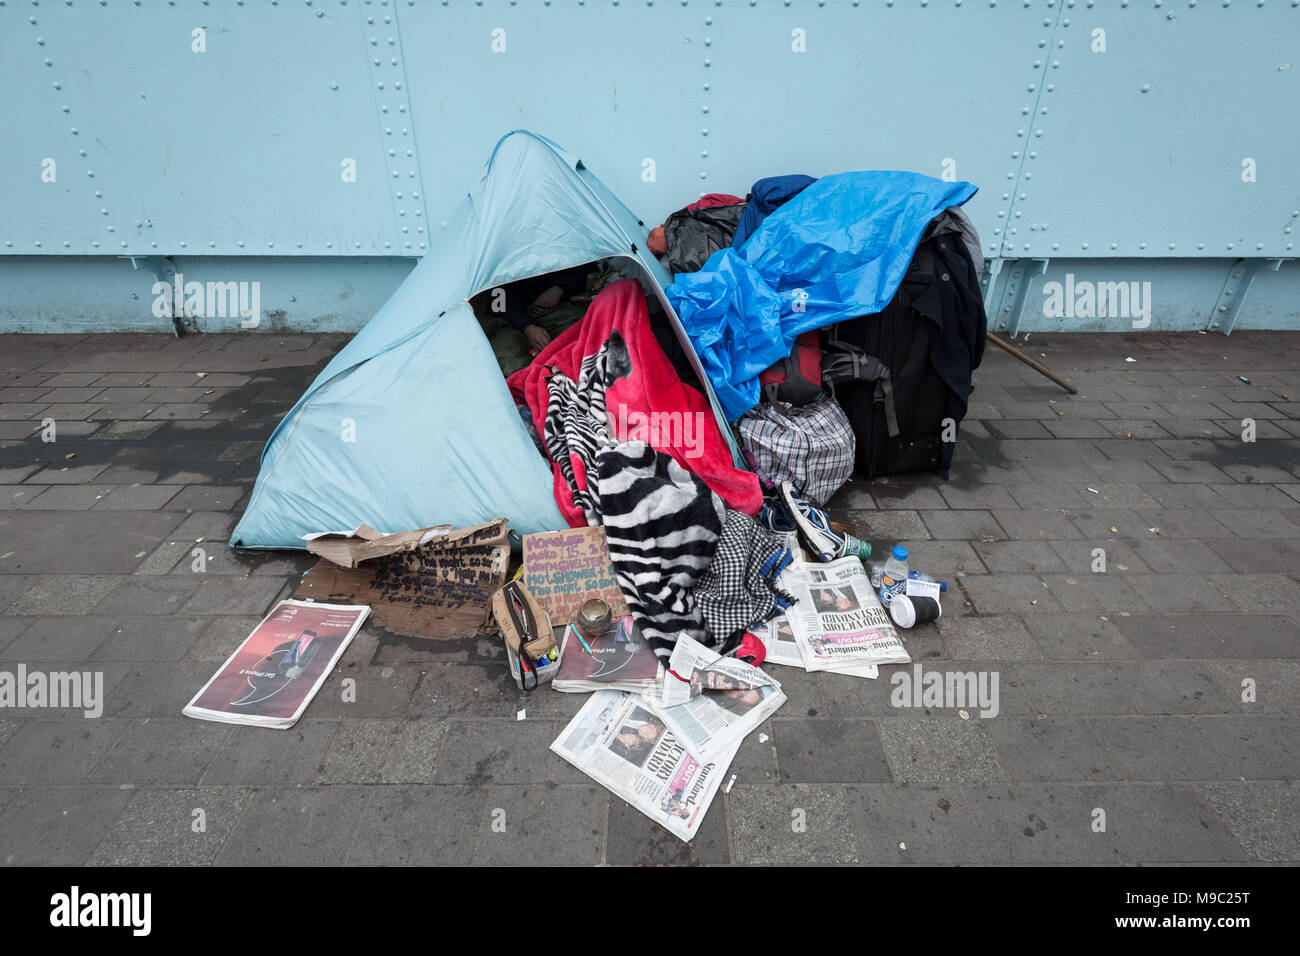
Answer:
xmin=183 ymin=599 xmax=369 ymax=729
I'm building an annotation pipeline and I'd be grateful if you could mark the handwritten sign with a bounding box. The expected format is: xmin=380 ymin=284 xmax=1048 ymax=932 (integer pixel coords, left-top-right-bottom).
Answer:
xmin=295 ymin=519 xmax=510 ymax=639
xmin=523 ymin=526 xmax=629 ymax=627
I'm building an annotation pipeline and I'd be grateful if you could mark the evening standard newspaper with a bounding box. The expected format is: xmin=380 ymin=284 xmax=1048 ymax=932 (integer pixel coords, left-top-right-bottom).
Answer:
xmin=653 ymin=635 xmax=785 ymax=762
xmin=748 ymin=614 xmax=804 ymax=668
xmin=785 ymin=557 xmax=910 ymax=674
xmin=550 ymin=689 xmax=738 ymax=842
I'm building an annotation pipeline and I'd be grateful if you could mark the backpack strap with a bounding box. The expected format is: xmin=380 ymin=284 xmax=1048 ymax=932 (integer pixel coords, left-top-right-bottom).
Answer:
xmin=822 ymin=342 xmax=900 ymax=438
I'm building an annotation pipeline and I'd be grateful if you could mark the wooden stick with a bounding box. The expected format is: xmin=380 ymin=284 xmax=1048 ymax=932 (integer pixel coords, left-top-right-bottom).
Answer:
xmin=986 ymin=331 xmax=1078 ymax=395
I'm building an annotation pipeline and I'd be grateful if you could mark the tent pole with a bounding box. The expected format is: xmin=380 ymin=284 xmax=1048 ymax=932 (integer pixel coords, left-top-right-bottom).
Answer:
xmin=985 ymin=331 xmax=1078 ymax=395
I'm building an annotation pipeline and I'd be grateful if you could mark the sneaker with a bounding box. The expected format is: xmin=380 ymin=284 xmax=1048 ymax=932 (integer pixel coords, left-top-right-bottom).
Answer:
xmin=779 ymin=480 xmax=844 ymax=562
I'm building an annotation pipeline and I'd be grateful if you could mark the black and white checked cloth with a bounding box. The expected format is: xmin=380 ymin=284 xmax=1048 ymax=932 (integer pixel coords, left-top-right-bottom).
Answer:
xmin=692 ymin=509 xmax=795 ymax=654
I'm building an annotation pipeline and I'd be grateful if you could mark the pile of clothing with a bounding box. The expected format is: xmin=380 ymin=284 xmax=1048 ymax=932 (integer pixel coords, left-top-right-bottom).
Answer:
xmin=507 ymin=166 xmax=987 ymax=664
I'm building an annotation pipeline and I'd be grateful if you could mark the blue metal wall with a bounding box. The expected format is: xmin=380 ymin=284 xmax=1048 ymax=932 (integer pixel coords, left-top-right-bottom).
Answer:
xmin=1 ymin=0 xmax=1296 ymax=333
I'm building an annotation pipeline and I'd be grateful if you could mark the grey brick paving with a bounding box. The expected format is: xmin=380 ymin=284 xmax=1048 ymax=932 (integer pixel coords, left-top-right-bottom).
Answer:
xmin=0 ymin=330 xmax=1296 ymax=863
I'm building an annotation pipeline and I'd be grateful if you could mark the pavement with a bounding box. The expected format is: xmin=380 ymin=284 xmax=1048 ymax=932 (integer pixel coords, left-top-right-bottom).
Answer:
xmin=0 ymin=329 xmax=1297 ymax=866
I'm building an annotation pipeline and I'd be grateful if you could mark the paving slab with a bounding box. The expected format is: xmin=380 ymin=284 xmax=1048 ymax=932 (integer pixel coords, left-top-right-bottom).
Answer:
xmin=1 ymin=330 xmax=1297 ymax=864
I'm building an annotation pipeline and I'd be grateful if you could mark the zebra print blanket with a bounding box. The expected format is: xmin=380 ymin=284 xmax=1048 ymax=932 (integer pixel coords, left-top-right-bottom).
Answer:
xmin=594 ymin=441 xmax=724 ymax=661
xmin=541 ymin=332 xmax=723 ymax=660
xmin=506 ymin=278 xmax=762 ymax=526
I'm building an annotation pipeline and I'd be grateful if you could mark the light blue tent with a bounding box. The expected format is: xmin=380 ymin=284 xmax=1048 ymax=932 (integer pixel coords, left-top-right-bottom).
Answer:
xmin=231 ymin=131 xmax=736 ymax=549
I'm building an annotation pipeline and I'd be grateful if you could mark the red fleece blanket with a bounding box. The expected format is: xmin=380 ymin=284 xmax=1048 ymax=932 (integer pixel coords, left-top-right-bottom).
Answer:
xmin=507 ymin=279 xmax=762 ymax=527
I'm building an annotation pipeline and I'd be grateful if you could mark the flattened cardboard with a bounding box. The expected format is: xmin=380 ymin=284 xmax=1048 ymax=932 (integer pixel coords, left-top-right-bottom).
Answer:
xmin=522 ymin=525 xmax=629 ymax=628
xmin=304 ymin=523 xmax=452 ymax=569
xmin=295 ymin=519 xmax=509 ymax=639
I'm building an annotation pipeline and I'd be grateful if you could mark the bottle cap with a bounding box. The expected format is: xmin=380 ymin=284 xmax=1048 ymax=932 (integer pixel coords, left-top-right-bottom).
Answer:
xmin=892 ymin=546 xmax=909 ymax=561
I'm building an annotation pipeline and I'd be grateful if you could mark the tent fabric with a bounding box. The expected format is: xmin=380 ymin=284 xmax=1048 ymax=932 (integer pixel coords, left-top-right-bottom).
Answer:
xmin=666 ymin=170 xmax=979 ymax=422
xmin=508 ymin=278 xmax=762 ymax=527
xmin=231 ymin=130 xmax=738 ymax=550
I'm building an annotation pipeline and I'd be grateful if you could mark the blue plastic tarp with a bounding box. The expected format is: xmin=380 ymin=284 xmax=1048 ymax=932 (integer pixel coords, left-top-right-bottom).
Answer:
xmin=667 ymin=171 xmax=978 ymax=422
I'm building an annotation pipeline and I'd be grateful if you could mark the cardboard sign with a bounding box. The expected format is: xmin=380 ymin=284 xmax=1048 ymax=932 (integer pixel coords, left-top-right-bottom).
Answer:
xmin=303 ymin=523 xmax=452 ymax=568
xmin=523 ymin=526 xmax=629 ymax=628
xmin=295 ymin=519 xmax=509 ymax=639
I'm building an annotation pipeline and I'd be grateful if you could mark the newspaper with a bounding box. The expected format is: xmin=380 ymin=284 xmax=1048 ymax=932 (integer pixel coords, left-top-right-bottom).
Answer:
xmin=550 ymin=690 xmax=738 ymax=842
xmin=184 ymin=600 xmax=369 ymax=729
xmin=748 ymin=614 xmax=805 ymax=668
xmin=653 ymin=635 xmax=785 ymax=762
xmin=785 ymin=556 xmax=910 ymax=674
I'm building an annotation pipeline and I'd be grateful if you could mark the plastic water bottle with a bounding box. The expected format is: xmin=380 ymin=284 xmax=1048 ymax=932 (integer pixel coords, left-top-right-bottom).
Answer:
xmin=878 ymin=546 xmax=909 ymax=607
xmin=907 ymin=569 xmax=948 ymax=593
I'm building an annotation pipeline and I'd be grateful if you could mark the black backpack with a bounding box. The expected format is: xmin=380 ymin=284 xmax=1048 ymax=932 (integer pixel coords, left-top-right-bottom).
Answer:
xmin=825 ymin=232 xmax=986 ymax=478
